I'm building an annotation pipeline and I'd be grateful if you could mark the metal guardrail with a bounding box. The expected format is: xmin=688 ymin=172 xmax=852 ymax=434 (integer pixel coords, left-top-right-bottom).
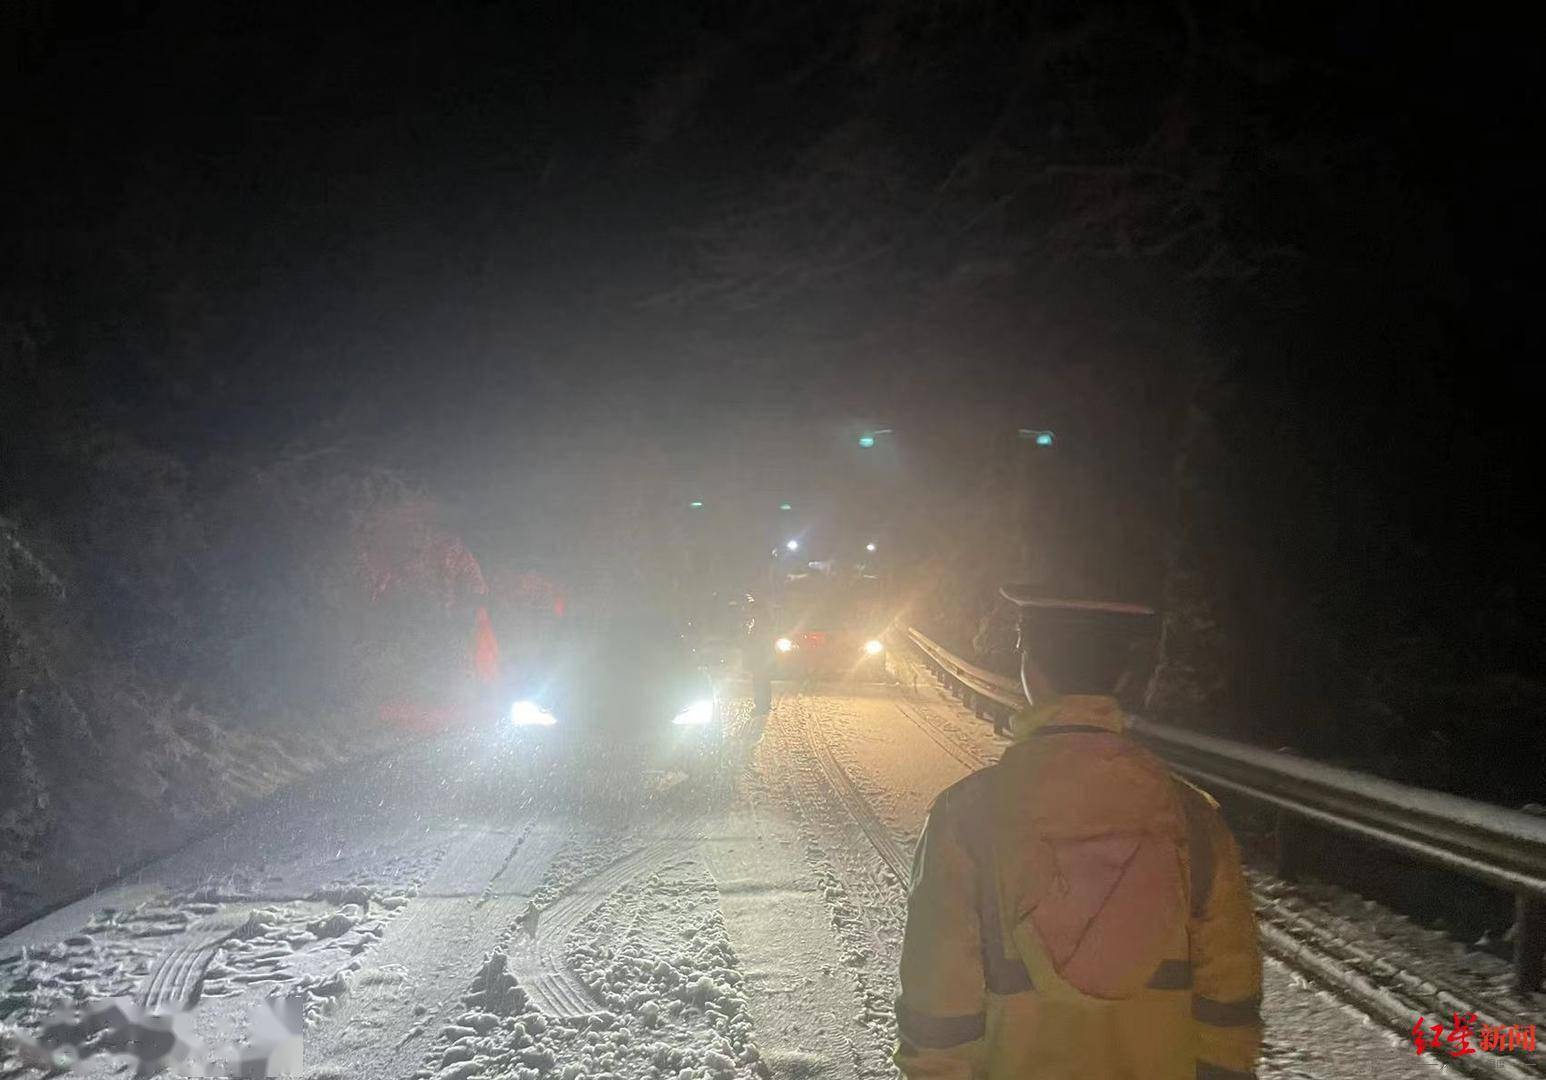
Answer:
xmin=904 ymin=627 xmax=1024 ymax=715
xmin=905 ymin=624 xmax=1546 ymax=992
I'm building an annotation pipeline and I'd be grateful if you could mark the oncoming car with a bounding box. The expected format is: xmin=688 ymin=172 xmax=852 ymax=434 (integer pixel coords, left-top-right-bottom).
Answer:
xmin=771 ymin=624 xmax=888 ymax=679
xmin=498 ymin=606 xmax=727 ymax=783
xmin=767 ymin=583 xmax=890 ymax=681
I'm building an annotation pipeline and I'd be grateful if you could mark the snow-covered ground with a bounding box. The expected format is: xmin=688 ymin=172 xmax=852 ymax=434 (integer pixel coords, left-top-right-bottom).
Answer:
xmin=2 ymin=652 xmax=1530 ymax=1079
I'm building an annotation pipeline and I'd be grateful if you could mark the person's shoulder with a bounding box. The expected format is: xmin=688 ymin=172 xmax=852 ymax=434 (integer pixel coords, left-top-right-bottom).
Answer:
xmin=930 ymin=763 xmax=998 ymax=825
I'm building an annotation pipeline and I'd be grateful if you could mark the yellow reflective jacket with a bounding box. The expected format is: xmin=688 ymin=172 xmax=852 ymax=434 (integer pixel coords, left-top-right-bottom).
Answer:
xmin=896 ymin=695 xmax=1262 ymax=1080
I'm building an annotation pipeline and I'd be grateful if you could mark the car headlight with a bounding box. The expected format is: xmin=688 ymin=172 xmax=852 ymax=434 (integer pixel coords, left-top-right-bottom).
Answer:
xmin=672 ymin=700 xmax=716 ymax=726
xmin=864 ymin=639 xmax=885 ymax=656
xmin=775 ymin=637 xmax=795 ymax=653
xmin=510 ymin=700 xmax=557 ymax=727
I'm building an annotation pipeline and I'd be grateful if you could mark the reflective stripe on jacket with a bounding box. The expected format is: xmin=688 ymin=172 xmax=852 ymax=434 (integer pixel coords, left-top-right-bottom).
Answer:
xmin=896 ymin=695 xmax=1263 ymax=1080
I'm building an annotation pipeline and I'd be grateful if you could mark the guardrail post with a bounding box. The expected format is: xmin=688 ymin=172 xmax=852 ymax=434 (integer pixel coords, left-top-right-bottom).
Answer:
xmin=1515 ymin=804 xmax=1546 ymax=992
xmin=1271 ymin=747 xmax=1308 ymax=883
xmin=1514 ymin=892 xmax=1545 ymax=993
xmin=1275 ymin=808 xmax=1305 ymax=884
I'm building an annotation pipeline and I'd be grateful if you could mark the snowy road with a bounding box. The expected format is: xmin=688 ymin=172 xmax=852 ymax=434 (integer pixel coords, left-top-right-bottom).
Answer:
xmin=2 ymin=670 xmax=1455 ymax=1079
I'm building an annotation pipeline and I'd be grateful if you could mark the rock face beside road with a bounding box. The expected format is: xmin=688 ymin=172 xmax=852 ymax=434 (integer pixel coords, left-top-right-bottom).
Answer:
xmin=1 ymin=510 xmax=380 ymax=934
xmin=0 ymin=593 xmax=360 ymax=932
xmin=0 ymin=662 xmax=356 ymax=934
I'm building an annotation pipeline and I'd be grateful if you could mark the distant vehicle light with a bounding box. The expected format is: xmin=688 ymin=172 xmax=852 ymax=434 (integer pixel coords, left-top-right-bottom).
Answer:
xmin=864 ymin=639 xmax=885 ymax=656
xmin=865 ymin=542 xmax=877 ymax=552
xmin=775 ymin=637 xmax=795 ymax=653
xmin=672 ymin=700 xmax=716 ymax=726
xmin=510 ymin=700 xmax=557 ymax=726
xmin=785 ymin=539 xmax=799 ymax=551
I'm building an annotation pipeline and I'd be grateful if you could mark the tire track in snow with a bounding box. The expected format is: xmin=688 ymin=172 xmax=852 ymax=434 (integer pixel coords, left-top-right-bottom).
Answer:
xmin=702 ymin=780 xmax=882 ymax=1080
xmin=762 ymin=694 xmax=910 ymax=1079
xmin=304 ymin=818 xmax=545 ymax=1077
xmin=513 ymin=840 xmax=676 ymax=1016
xmin=890 ymin=642 xmax=1007 ymax=769
xmin=889 ymin=698 xmax=990 ymax=773
xmin=512 ymin=816 xmax=705 ymax=1018
xmin=792 ymin=699 xmax=913 ymax=889
xmin=137 ymin=929 xmax=234 ymax=1011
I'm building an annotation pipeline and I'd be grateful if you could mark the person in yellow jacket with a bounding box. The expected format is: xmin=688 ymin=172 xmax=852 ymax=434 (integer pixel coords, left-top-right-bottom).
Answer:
xmin=897 ymin=592 xmax=1262 ymax=1080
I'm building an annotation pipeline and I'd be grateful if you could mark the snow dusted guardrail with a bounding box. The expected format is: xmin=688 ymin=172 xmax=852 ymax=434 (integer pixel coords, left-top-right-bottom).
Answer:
xmin=905 ymin=624 xmax=1546 ymax=993
xmin=903 ymin=627 xmax=1024 ymax=720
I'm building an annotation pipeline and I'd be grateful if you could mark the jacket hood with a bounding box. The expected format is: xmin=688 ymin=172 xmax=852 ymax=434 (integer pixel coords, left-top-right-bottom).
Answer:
xmin=1008 ymin=693 xmax=1126 ymax=741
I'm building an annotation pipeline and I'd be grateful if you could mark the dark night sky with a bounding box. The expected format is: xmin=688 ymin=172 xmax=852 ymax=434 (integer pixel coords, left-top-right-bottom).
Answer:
xmin=3 ymin=2 xmax=1541 ymax=637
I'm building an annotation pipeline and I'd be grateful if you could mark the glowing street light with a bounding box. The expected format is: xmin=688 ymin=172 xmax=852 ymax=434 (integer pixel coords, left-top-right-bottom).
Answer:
xmin=785 ymin=539 xmax=800 ymax=552
xmin=865 ymin=541 xmax=877 ymax=553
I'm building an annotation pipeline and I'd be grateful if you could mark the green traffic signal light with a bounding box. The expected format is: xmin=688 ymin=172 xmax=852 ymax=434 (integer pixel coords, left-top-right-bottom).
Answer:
xmin=858 ymin=435 xmax=876 ymax=448
xmin=1017 ymin=428 xmax=1055 ymax=447
xmin=689 ymin=500 xmax=704 ymax=509
xmin=779 ymin=502 xmax=793 ymax=511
